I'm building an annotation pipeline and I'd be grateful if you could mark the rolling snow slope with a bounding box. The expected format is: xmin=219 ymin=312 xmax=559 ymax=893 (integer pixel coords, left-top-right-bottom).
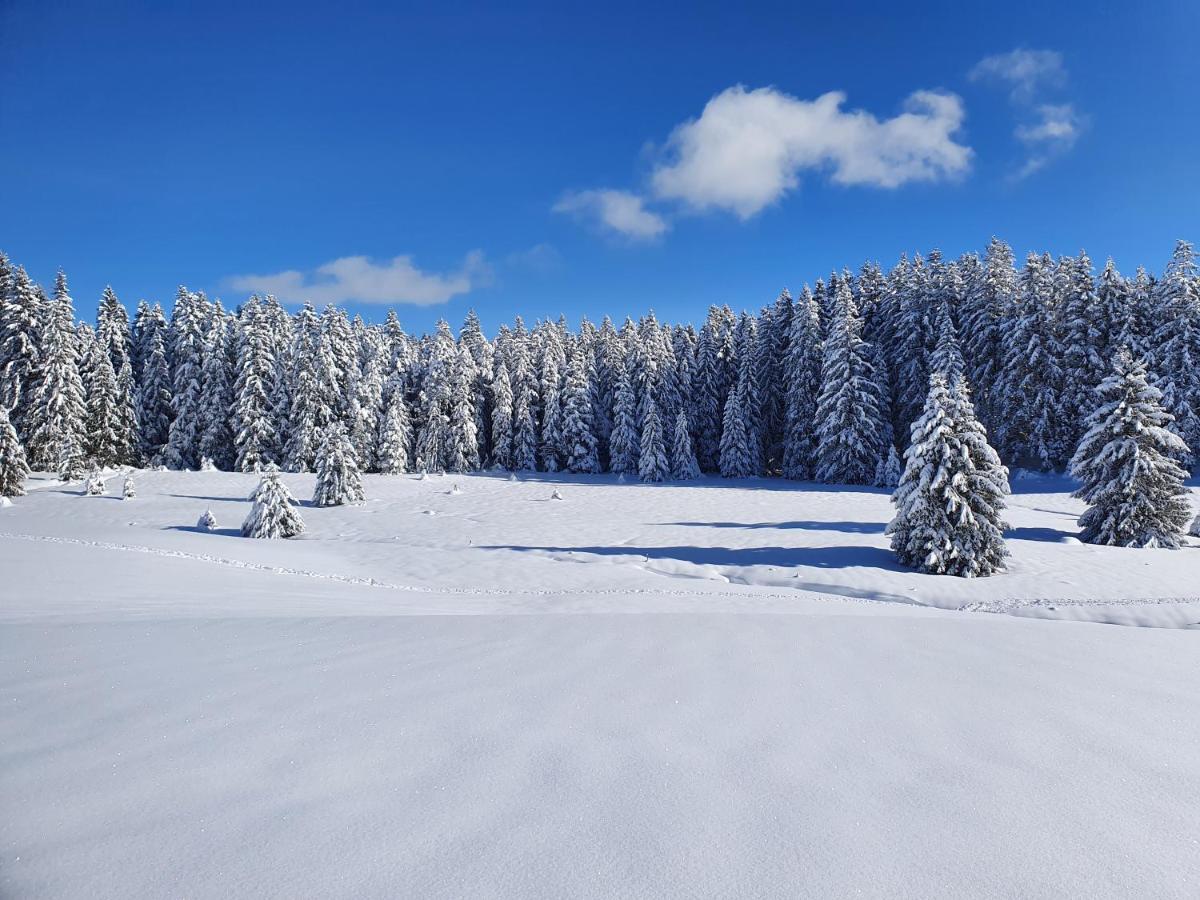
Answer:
xmin=2 ymin=470 xmax=1199 ymax=898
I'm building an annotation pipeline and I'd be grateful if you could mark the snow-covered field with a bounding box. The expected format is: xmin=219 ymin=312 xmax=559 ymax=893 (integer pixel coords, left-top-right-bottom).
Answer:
xmin=3 ymin=470 xmax=1200 ymax=897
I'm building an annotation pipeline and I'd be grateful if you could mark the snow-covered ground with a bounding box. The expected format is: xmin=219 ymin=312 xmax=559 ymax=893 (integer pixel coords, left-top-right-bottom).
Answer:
xmin=3 ymin=470 xmax=1200 ymax=897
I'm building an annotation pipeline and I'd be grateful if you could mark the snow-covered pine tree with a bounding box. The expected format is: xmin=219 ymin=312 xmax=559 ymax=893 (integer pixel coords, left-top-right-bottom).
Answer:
xmin=608 ymin=357 xmax=639 ymax=475
xmin=814 ymin=280 xmax=886 ymax=484
xmin=638 ymin=396 xmax=669 ymax=483
xmin=26 ymin=272 xmax=87 ymax=472
xmin=444 ymin=345 xmax=480 ymax=473
xmin=690 ymin=309 xmax=726 ymax=473
xmin=591 ymin=317 xmax=620 ymax=467
xmin=489 ymin=359 xmax=514 ymax=470
xmin=312 ymin=422 xmax=365 ymax=507
xmin=233 ymin=299 xmax=278 ymax=472
xmin=135 ymin=306 xmax=173 ymax=464
xmin=242 ymin=465 xmax=305 ymax=538
xmin=351 ymin=344 xmax=386 ymax=470
xmin=1069 ymin=350 xmax=1192 ymax=547
xmin=375 ymin=388 xmax=411 ymax=475
xmin=80 ymin=324 xmax=125 ymax=467
xmin=887 ymin=373 xmax=1009 ymax=576
xmin=510 ymin=334 xmax=539 ymax=471
xmin=197 ymin=305 xmax=235 ymax=470
xmin=670 ymin=410 xmax=700 ymax=480
xmin=122 ymin=473 xmax=136 ymax=499
xmin=782 ymin=285 xmax=822 ymax=479
xmin=561 ymin=344 xmax=599 ymax=473
xmin=1057 ymin=252 xmax=1107 ymax=450
xmin=1097 ymin=259 xmax=1132 ymax=360
xmin=757 ymin=294 xmax=791 ymax=472
xmin=0 ymin=405 xmax=29 ymax=497
xmin=928 ymin=300 xmax=965 ymax=383
xmin=1147 ymin=240 xmax=1200 ymax=466
xmin=874 ymin=444 xmax=902 ymax=488
xmin=1123 ymin=266 xmax=1156 ymax=363
xmin=537 ymin=323 xmax=566 ymax=472
xmin=0 ymin=263 xmax=43 ymax=440
xmin=719 ymin=314 xmax=762 ymax=477
xmin=996 ymin=253 xmax=1067 ymax=469
xmin=460 ymin=309 xmax=492 ymax=464
xmin=96 ymin=285 xmax=138 ymax=461
xmin=890 ymin=254 xmax=930 ymax=439
xmin=284 ymin=303 xmax=331 ymax=472
xmin=162 ymin=288 xmax=209 ymax=468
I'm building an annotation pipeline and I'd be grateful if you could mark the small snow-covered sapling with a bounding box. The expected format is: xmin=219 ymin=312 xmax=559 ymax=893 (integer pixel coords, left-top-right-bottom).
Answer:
xmin=84 ymin=473 xmax=107 ymax=496
xmin=197 ymin=508 xmax=218 ymax=531
xmin=550 ymin=488 xmax=564 ymax=501
xmin=122 ymin=475 xmax=136 ymax=499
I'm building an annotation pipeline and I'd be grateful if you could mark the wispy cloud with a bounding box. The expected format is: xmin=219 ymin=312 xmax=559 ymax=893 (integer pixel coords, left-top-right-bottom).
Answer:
xmin=228 ymin=252 xmax=489 ymax=306
xmin=969 ymin=49 xmax=1066 ymax=103
xmin=553 ymin=189 xmax=669 ymax=241
xmin=555 ymin=84 xmax=972 ymax=238
xmin=970 ymin=48 xmax=1084 ymax=180
xmin=505 ymin=242 xmax=563 ymax=274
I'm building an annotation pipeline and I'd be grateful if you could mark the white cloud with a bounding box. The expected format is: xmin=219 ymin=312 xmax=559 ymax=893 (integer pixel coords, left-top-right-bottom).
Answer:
xmin=969 ymin=49 xmax=1066 ymax=102
xmin=649 ymin=86 xmax=971 ymax=218
xmin=553 ymin=189 xmax=669 ymax=240
xmin=228 ymin=251 xmax=488 ymax=306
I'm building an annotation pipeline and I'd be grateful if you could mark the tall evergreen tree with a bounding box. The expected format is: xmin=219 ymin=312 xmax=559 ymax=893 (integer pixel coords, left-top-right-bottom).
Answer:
xmin=1148 ymin=240 xmax=1200 ymax=465
xmin=1070 ymin=351 xmax=1191 ymax=548
xmin=719 ymin=314 xmax=762 ymax=477
xmin=608 ymin=358 xmax=639 ymax=475
xmin=26 ymin=272 xmax=86 ymax=472
xmin=510 ymin=325 xmax=539 ymax=471
xmin=0 ymin=264 xmax=43 ymax=438
xmin=489 ymin=359 xmax=514 ymax=470
xmin=197 ymin=306 xmax=235 ymax=470
xmin=637 ymin=397 xmax=669 ymax=483
xmin=164 ymin=288 xmax=209 ymax=469
xmin=562 ymin=344 xmax=599 ymax=473
xmin=814 ymin=281 xmax=886 ymax=484
xmin=313 ymin=422 xmax=365 ymax=506
xmin=80 ymin=324 xmax=125 ymax=466
xmin=0 ymin=404 xmax=30 ymax=497
xmin=887 ymin=373 xmax=1009 ymax=577
xmin=375 ymin=389 xmax=412 ymax=475
xmin=233 ymin=300 xmax=278 ymax=472
xmin=782 ymin=286 xmax=822 ymax=479
xmin=136 ymin=306 xmax=173 ymax=464
xmin=670 ymin=410 xmax=700 ymax=480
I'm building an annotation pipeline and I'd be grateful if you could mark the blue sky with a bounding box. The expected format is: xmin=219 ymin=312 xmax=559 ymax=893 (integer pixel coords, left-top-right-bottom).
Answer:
xmin=1 ymin=0 xmax=1197 ymax=333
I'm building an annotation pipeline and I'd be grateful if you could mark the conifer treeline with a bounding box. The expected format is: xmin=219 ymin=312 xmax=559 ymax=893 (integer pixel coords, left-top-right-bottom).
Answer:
xmin=0 ymin=238 xmax=1197 ymax=483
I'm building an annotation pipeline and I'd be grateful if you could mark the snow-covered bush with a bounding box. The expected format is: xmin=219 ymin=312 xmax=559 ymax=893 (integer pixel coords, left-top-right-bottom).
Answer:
xmin=312 ymin=423 xmax=365 ymax=507
xmin=197 ymin=508 xmax=218 ymax=531
xmin=199 ymin=456 xmax=217 ymax=472
xmin=122 ymin=474 xmax=136 ymax=499
xmin=83 ymin=472 xmax=107 ymax=496
xmin=0 ymin=406 xmax=30 ymax=498
xmin=1069 ymin=351 xmax=1191 ymax=548
xmin=887 ymin=374 xmax=1010 ymax=577
xmin=242 ymin=466 xmax=304 ymax=539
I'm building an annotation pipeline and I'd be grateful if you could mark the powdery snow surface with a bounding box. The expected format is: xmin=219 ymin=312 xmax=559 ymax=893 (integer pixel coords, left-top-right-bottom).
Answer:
xmin=2 ymin=470 xmax=1200 ymax=898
